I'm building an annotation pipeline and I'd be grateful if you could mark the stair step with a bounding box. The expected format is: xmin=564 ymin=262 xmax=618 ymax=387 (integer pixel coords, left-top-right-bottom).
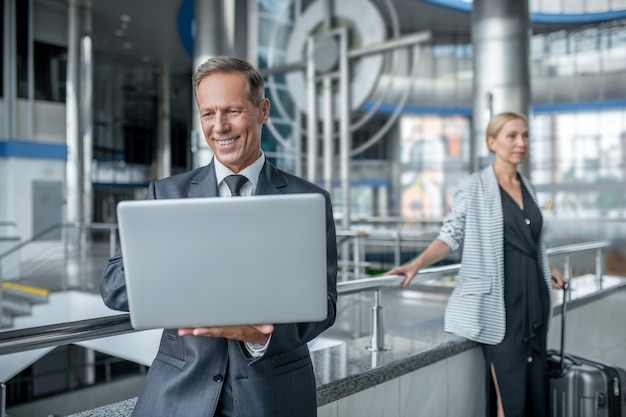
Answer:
xmin=1 ymin=282 xmax=50 ymax=328
xmin=0 ymin=314 xmax=13 ymax=328
xmin=2 ymin=282 xmax=50 ymax=303
xmin=2 ymin=296 xmax=31 ymax=316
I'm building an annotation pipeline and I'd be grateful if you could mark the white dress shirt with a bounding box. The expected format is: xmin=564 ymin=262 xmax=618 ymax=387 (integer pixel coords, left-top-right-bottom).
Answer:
xmin=213 ymin=152 xmax=272 ymax=357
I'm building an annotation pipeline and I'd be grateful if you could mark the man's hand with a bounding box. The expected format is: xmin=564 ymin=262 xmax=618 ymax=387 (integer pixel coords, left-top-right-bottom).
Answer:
xmin=178 ymin=324 xmax=274 ymax=344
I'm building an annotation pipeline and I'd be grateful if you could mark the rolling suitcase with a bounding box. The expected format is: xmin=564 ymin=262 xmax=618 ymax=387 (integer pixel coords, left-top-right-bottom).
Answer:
xmin=548 ymin=283 xmax=626 ymax=417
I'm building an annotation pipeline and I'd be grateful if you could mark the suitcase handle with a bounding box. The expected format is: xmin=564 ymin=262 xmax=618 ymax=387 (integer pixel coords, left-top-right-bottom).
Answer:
xmin=558 ymin=282 xmax=570 ymax=369
xmin=548 ymin=349 xmax=581 ymax=367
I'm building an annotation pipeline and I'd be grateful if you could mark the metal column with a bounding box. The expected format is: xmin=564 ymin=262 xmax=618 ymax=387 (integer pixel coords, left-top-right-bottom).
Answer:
xmin=1 ymin=1 xmax=17 ymax=320
xmin=81 ymin=30 xmax=93 ymax=230
xmin=471 ymin=0 xmax=531 ymax=174
xmin=1 ymin=382 xmax=5 ymax=417
xmin=156 ymin=63 xmax=171 ymax=180
xmin=191 ymin=0 xmax=227 ymax=168
xmin=3 ymin=0 xmax=17 ymax=141
xmin=338 ymin=27 xmax=351 ymax=233
xmin=66 ymin=0 xmax=93 ymax=231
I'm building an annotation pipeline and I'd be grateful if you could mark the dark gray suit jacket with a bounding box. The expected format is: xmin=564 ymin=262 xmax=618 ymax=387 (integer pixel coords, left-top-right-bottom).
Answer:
xmin=101 ymin=159 xmax=338 ymax=417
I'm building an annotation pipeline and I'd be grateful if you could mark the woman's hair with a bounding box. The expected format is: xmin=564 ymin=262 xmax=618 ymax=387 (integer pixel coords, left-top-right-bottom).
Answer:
xmin=486 ymin=111 xmax=528 ymax=147
xmin=192 ymin=55 xmax=265 ymax=106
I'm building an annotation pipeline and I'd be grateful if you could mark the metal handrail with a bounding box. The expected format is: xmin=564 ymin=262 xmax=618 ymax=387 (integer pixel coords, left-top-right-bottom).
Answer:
xmin=0 ymin=263 xmax=456 ymax=356
xmin=337 ymin=264 xmax=460 ymax=295
xmin=336 ymin=215 xmax=445 ymax=225
xmin=0 ymin=315 xmax=133 ymax=355
xmin=0 ymin=240 xmax=613 ymax=356
xmin=0 ymin=223 xmax=69 ymax=261
xmin=339 ymin=240 xmax=612 ymax=351
xmin=545 ymin=240 xmax=610 ymax=256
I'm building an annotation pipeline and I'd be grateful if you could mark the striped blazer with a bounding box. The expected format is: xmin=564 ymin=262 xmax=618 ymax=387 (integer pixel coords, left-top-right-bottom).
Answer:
xmin=438 ymin=165 xmax=553 ymax=345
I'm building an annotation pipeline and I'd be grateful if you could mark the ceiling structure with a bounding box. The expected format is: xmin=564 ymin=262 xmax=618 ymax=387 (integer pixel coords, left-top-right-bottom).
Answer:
xmin=87 ymin=0 xmax=619 ymax=81
xmin=90 ymin=0 xmax=191 ymax=73
xmin=69 ymin=0 xmax=625 ymax=167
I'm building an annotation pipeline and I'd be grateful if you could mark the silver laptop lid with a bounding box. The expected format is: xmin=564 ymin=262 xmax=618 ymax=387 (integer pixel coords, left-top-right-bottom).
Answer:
xmin=116 ymin=193 xmax=328 ymax=330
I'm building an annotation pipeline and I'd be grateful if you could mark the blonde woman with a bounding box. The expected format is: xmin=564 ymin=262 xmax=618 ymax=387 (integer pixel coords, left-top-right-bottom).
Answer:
xmin=386 ymin=112 xmax=565 ymax=416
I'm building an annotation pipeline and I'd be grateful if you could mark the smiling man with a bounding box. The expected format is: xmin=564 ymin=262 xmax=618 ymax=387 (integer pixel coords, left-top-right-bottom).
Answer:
xmin=100 ymin=56 xmax=338 ymax=417
xmin=195 ymin=65 xmax=269 ymax=174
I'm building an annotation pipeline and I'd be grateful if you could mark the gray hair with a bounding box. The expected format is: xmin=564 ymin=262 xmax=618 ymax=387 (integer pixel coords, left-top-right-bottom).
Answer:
xmin=192 ymin=56 xmax=265 ymax=106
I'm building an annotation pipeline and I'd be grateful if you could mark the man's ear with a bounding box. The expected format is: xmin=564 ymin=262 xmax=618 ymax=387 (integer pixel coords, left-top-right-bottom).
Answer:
xmin=260 ymin=98 xmax=270 ymax=122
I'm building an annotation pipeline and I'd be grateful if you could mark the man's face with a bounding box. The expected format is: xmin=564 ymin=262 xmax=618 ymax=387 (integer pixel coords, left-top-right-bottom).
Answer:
xmin=196 ymin=72 xmax=269 ymax=173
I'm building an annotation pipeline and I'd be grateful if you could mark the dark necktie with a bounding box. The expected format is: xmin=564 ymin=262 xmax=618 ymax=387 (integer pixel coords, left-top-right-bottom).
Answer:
xmin=224 ymin=174 xmax=248 ymax=197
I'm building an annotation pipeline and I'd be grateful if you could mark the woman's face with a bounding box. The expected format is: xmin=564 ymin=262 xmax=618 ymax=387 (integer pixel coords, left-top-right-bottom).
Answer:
xmin=488 ymin=118 xmax=529 ymax=166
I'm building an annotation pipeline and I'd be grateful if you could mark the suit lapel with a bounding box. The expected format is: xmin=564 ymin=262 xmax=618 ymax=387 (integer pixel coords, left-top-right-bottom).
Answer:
xmin=188 ymin=160 xmax=219 ymax=198
xmin=482 ymin=166 xmax=501 ymax=217
xmin=255 ymin=160 xmax=287 ymax=196
xmin=482 ymin=166 xmax=505 ymax=279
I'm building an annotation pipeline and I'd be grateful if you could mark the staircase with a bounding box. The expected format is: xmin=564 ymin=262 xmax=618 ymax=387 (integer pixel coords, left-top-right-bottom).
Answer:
xmin=1 ymin=282 xmax=50 ymax=328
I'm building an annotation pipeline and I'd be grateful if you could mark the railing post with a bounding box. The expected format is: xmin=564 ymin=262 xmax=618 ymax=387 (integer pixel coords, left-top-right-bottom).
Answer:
xmin=352 ymin=231 xmax=368 ymax=279
xmin=1 ymin=381 xmax=6 ymax=417
xmin=353 ymin=235 xmax=362 ymax=339
xmin=80 ymin=223 xmax=88 ymax=290
xmin=595 ymin=248 xmax=603 ymax=283
xmin=367 ymin=290 xmax=389 ymax=352
xmin=62 ymin=223 xmax=70 ymax=291
xmin=564 ymin=255 xmax=571 ymax=290
xmin=340 ymin=239 xmax=350 ymax=282
xmin=353 ymin=234 xmax=361 ymax=279
xmin=394 ymin=224 xmax=401 ymax=266
xmin=0 ymin=282 xmax=3 ymax=331
xmin=109 ymin=226 xmax=117 ymax=258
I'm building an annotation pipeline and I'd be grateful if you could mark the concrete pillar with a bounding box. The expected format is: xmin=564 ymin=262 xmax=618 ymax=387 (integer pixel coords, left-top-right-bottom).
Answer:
xmin=471 ymin=0 xmax=531 ymax=175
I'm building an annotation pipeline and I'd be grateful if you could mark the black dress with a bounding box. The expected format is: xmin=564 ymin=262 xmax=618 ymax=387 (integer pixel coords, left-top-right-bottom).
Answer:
xmin=483 ymin=181 xmax=550 ymax=417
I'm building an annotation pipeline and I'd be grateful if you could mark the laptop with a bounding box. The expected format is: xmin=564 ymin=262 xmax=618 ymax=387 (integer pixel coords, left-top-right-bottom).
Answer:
xmin=116 ymin=193 xmax=328 ymax=330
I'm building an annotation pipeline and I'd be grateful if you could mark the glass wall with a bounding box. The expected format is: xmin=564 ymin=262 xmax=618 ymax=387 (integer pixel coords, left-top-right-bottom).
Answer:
xmin=395 ymin=108 xmax=626 ymax=220
xmin=256 ymin=0 xmax=299 ymax=174
xmin=34 ymin=41 xmax=66 ymax=102
xmin=253 ymin=1 xmax=626 ymax=220
xmin=531 ymin=21 xmax=626 ymax=104
xmin=531 ymin=109 xmax=626 ymax=217
xmin=530 ymin=0 xmax=626 ymax=13
xmin=1 ymin=0 xmax=68 ymax=102
xmin=16 ymin=0 xmax=29 ymax=99
xmin=398 ymin=114 xmax=470 ymax=219
xmin=396 ymin=18 xmax=626 ymax=220
xmin=0 ymin=0 xmax=27 ymax=100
